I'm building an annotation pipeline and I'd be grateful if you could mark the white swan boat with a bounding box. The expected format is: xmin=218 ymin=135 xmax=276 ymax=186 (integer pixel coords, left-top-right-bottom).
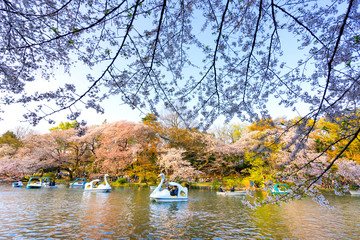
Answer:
xmin=150 ymin=185 xmax=167 ymax=192
xmin=12 ymin=181 xmax=23 ymax=188
xmin=216 ymin=191 xmax=246 ymax=196
xmin=70 ymin=178 xmax=87 ymax=188
xmin=150 ymin=173 xmax=188 ymax=202
xmin=84 ymin=174 xmax=111 ymax=192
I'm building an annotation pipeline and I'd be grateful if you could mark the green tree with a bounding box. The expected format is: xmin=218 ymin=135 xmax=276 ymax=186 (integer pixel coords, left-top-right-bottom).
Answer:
xmin=0 ymin=131 xmax=22 ymax=148
xmin=49 ymin=121 xmax=79 ymax=132
xmin=0 ymin=131 xmax=23 ymax=156
xmin=212 ymin=123 xmax=247 ymax=144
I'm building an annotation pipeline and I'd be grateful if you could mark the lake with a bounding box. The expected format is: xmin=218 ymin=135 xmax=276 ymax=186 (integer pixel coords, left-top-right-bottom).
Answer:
xmin=0 ymin=184 xmax=359 ymax=239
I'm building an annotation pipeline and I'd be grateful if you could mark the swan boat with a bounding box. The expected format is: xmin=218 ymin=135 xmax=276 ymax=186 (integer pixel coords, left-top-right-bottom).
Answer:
xmin=26 ymin=177 xmax=43 ymax=189
xmin=84 ymin=174 xmax=111 ymax=192
xmin=12 ymin=181 xmax=23 ymax=188
xmin=270 ymin=183 xmax=289 ymax=195
xmin=150 ymin=173 xmax=188 ymax=202
xmin=70 ymin=178 xmax=87 ymax=188
xmin=150 ymin=185 xmax=167 ymax=192
xmin=216 ymin=191 xmax=246 ymax=196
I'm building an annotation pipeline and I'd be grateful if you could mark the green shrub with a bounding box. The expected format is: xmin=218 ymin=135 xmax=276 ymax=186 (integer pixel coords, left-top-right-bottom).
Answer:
xmin=116 ymin=178 xmax=127 ymax=184
xmin=350 ymin=182 xmax=359 ymax=190
xmin=43 ymin=172 xmax=56 ymax=179
xmin=148 ymin=177 xmax=157 ymax=184
xmin=212 ymin=179 xmax=220 ymax=189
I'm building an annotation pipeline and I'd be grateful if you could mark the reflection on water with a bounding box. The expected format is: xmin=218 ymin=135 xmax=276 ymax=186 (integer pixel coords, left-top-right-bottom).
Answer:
xmin=0 ymin=185 xmax=359 ymax=239
xmin=148 ymin=201 xmax=190 ymax=238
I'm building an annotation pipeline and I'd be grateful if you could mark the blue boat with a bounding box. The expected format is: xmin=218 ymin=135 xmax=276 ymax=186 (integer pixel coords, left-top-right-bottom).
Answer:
xmin=12 ymin=181 xmax=23 ymax=188
xmin=69 ymin=178 xmax=87 ymax=188
xmin=270 ymin=183 xmax=289 ymax=194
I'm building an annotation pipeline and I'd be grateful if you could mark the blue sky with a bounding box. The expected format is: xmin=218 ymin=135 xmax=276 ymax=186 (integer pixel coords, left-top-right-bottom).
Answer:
xmin=0 ymin=3 xmax=316 ymax=135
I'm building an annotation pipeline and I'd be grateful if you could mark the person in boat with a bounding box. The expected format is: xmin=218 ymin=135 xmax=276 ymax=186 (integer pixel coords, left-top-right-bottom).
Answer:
xmin=49 ymin=180 xmax=56 ymax=186
xmin=230 ymin=186 xmax=235 ymax=192
xmin=219 ymin=185 xmax=224 ymax=192
xmin=173 ymin=186 xmax=179 ymax=196
xmin=170 ymin=186 xmax=178 ymax=196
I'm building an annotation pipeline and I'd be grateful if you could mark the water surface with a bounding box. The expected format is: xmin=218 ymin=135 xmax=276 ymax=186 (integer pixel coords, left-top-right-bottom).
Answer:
xmin=0 ymin=185 xmax=359 ymax=239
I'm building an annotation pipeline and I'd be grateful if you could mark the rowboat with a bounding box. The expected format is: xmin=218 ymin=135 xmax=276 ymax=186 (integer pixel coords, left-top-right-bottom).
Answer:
xmin=216 ymin=191 xmax=246 ymax=196
xmin=349 ymin=190 xmax=360 ymax=196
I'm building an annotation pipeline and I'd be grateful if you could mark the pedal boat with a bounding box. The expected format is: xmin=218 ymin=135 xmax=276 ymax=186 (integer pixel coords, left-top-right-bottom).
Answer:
xmin=216 ymin=191 xmax=246 ymax=196
xmin=150 ymin=173 xmax=188 ymax=202
xmin=26 ymin=177 xmax=43 ymax=189
xmin=70 ymin=178 xmax=87 ymax=188
xmin=84 ymin=174 xmax=111 ymax=192
xmin=270 ymin=183 xmax=289 ymax=195
xmin=12 ymin=181 xmax=23 ymax=188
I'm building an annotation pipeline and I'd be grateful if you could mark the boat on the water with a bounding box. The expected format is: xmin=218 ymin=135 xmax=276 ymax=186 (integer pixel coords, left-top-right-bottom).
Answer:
xmin=27 ymin=177 xmax=57 ymax=189
xmin=150 ymin=173 xmax=188 ymax=202
xmin=84 ymin=174 xmax=111 ymax=192
xmin=216 ymin=191 xmax=246 ymax=196
xmin=70 ymin=178 xmax=87 ymax=188
xmin=26 ymin=177 xmax=43 ymax=189
xmin=349 ymin=190 xmax=360 ymax=196
xmin=270 ymin=183 xmax=289 ymax=195
xmin=42 ymin=177 xmax=58 ymax=188
xmin=150 ymin=185 xmax=167 ymax=192
xmin=12 ymin=181 xmax=23 ymax=188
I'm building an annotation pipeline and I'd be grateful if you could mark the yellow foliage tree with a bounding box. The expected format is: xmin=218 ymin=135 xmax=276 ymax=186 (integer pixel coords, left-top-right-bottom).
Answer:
xmin=312 ymin=113 xmax=360 ymax=164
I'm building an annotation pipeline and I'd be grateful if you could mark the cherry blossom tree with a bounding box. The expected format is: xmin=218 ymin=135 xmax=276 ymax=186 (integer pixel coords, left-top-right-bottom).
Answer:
xmin=158 ymin=148 xmax=198 ymax=180
xmin=336 ymin=160 xmax=360 ymax=186
xmin=188 ymin=131 xmax=244 ymax=177
xmin=16 ymin=127 xmax=96 ymax=179
xmin=1 ymin=0 xmax=357 ymax=128
xmin=0 ymin=133 xmax=61 ymax=177
xmin=1 ymin=0 xmax=359 ymax=202
xmin=94 ymin=120 xmax=156 ymax=174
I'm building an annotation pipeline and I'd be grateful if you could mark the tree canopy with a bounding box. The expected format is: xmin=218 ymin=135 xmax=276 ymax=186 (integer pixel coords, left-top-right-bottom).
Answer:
xmin=1 ymin=0 xmax=358 ymax=125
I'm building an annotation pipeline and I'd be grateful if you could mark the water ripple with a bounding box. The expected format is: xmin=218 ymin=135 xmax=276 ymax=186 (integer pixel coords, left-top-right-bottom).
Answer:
xmin=0 ymin=185 xmax=359 ymax=239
